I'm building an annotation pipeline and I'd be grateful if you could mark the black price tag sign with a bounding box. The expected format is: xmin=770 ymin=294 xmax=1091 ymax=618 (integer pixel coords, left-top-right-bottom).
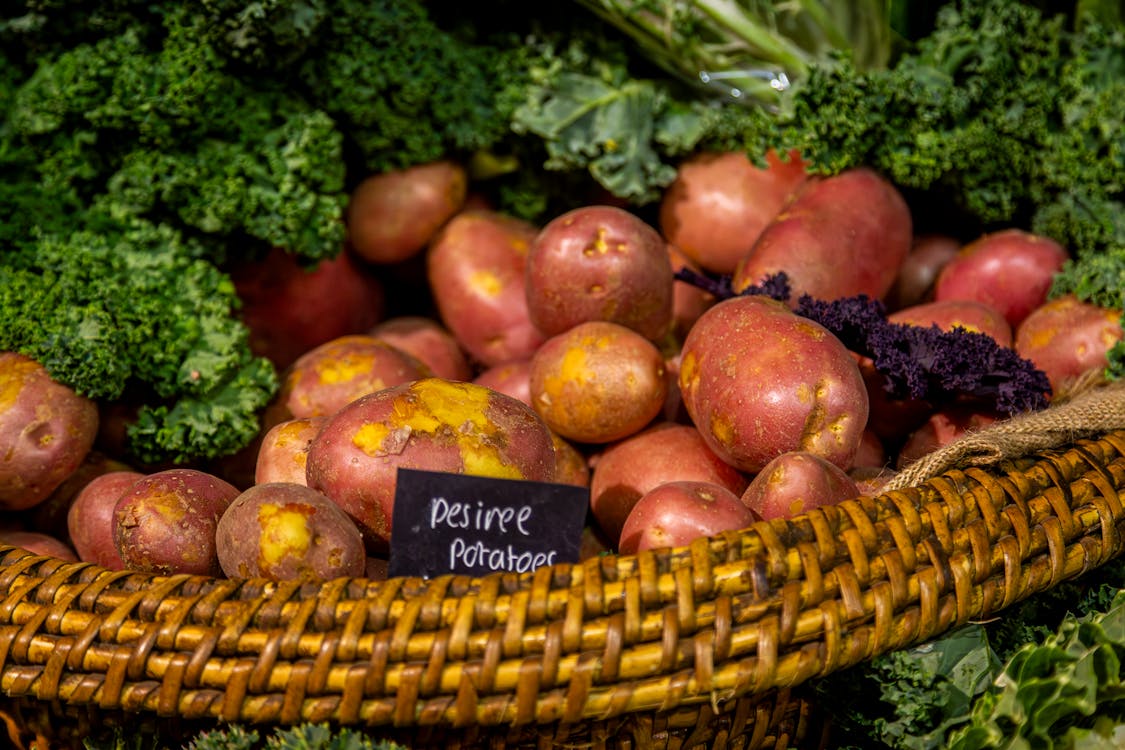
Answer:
xmin=387 ymin=468 xmax=590 ymax=579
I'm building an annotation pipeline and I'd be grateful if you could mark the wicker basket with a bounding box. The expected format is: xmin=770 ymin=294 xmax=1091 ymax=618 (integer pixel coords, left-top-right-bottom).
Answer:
xmin=2 ymin=383 xmax=1125 ymax=749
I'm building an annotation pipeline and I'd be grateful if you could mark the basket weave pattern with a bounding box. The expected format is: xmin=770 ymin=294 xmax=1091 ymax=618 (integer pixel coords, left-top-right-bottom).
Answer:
xmin=0 ymin=429 xmax=1124 ymax=748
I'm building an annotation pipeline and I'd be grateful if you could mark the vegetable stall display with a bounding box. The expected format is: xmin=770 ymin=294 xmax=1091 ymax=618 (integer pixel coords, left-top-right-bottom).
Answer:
xmin=2 ymin=1 xmax=1125 ymax=748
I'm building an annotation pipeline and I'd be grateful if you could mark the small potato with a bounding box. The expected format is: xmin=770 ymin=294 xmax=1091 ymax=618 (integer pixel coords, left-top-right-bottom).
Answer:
xmin=888 ymin=299 xmax=1013 ymax=348
xmin=427 ymin=209 xmax=547 ymax=367
xmin=619 ymin=480 xmax=758 ymax=555
xmin=732 ymin=167 xmax=912 ymax=303
xmin=0 ymin=352 xmax=100 ymax=511
xmin=24 ymin=449 xmax=135 ymax=542
xmin=306 ymin=378 xmax=557 ymax=552
xmin=271 ymin=335 xmax=432 ymax=421
xmin=0 ymin=529 xmax=78 ymax=562
xmin=215 ymin=483 xmax=366 ymax=581
xmin=529 ymin=321 xmax=667 ymax=444
xmin=589 ymin=422 xmax=748 ymax=545
xmin=1015 ymin=295 xmax=1124 ymax=394
xmin=551 ymin=432 xmax=591 ymax=488
xmin=472 ymin=359 xmax=533 ymax=407
xmin=231 ymin=246 xmax=386 ymax=371
xmin=369 ymin=316 xmax=473 ymax=381
xmin=67 ymin=470 xmax=144 ymax=570
xmin=896 ymin=406 xmax=1001 ymax=468
xmin=659 ymin=149 xmax=809 ymax=275
xmin=526 ymin=205 xmax=674 ymax=341
xmin=934 ymin=229 xmax=1069 ymax=328
xmin=255 ymin=417 xmax=327 ymax=486
xmin=667 ymin=243 xmax=716 ymax=342
xmin=113 ymin=468 xmax=240 ymax=576
xmin=741 ymin=451 xmax=860 ymax=521
xmin=884 ymin=234 xmax=961 ymax=312
xmin=347 ymin=160 xmax=468 ymax=265
xmin=679 ymin=295 xmax=869 ymax=473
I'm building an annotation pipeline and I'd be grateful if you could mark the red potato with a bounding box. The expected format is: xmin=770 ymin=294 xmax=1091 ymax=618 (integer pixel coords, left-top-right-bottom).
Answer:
xmin=732 ymin=167 xmax=913 ymax=303
xmin=1015 ymin=295 xmax=1124 ymax=394
xmin=230 ymin=246 xmax=386 ymax=371
xmin=526 ymin=205 xmax=674 ymax=341
xmin=853 ymin=429 xmax=888 ymax=470
xmin=884 ymin=234 xmax=961 ymax=312
xmin=346 ymin=160 xmax=468 ymax=265
xmin=270 ymin=335 xmax=432 ymax=422
xmin=888 ymin=299 xmax=1013 ymax=348
xmin=551 ymin=432 xmax=592 ymax=488
xmin=0 ymin=530 xmax=78 ymax=562
xmin=896 ymin=406 xmax=1001 ymax=468
xmin=306 ymin=378 xmax=557 ymax=552
xmin=528 ymin=321 xmax=668 ymax=444
xmin=659 ymin=149 xmax=809 ymax=275
xmin=113 ymin=469 xmax=240 ymax=576
xmin=618 ymin=480 xmax=759 ymax=555
xmin=589 ymin=422 xmax=749 ymax=545
xmin=426 ymin=210 xmax=547 ymax=367
xmin=679 ymin=295 xmax=869 ymax=473
xmin=66 ymin=470 xmax=144 ymax=570
xmin=472 ymin=359 xmax=533 ymax=407
xmin=369 ymin=316 xmax=473 ymax=382
xmin=215 ymin=482 xmax=367 ymax=581
xmin=23 ymin=449 xmax=135 ymax=542
xmin=933 ymin=229 xmax=1069 ymax=328
xmin=0 ymin=352 xmax=100 ymax=511
xmin=255 ymin=416 xmax=328 ymax=486
xmin=667 ymin=243 xmax=716 ymax=342
xmin=741 ymin=451 xmax=860 ymax=521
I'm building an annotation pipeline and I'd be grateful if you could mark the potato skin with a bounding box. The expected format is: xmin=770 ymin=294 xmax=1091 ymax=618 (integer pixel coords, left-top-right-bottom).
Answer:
xmin=215 ymin=483 xmax=366 ymax=581
xmin=255 ymin=417 xmax=327 ymax=486
xmin=678 ymin=295 xmax=869 ymax=473
xmin=619 ymin=480 xmax=758 ymax=554
xmin=1015 ymin=295 xmax=1124 ymax=394
xmin=888 ymin=299 xmax=1013 ymax=347
xmin=732 ymin=167 xmax=912 ymax=303
xmin=0 ymin=352 xmax=100 ymax=511
xmin=231 ymin=246 xmax=386 ymax=371
xmin=113 ymin=469 xmax=240 ymax=575
xmin=369 ymin=316 xmax=473 ymax=382
xmin=67 ymin=470 xmax=144 ymax=570
xmin=934 ymin=229 xmax=1068 ymax=328
xmin=426 ymin=209 xmax=547 ymax=367
xmin=529 ymin=321 xmax=667 ymax=444
xmin=589 ymin=422 xmax=748 ymax=545
xmin=659 ymin=149 xmax=809 ymax=275
xmin=306 ymin=378 xmax=557 ymax=552
xmin=740 ymin=451 xmax=860 ymax=521
xmin=272 ymin=335 xmax=432 ymax=421
xmin=526 ymin=205 xmax=674 ymax=341
xmin=346 ymin=160 xmax=468 ymax=265
xmin=0 ymin=529 xmax=78 ymax=562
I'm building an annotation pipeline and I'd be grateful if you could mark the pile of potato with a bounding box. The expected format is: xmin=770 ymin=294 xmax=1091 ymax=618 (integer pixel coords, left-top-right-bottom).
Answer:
xmin=3 ymin=151 xmax=1123 ymax=583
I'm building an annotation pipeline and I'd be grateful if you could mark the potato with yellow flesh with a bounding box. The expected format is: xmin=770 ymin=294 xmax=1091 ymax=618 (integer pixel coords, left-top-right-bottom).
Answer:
xmin=529 ymin=321 xmax=667 ymax=445
xmin=0 ymin=352 xmax=99 ymax=511
xmin=215 ymin=483 xmax=366 ymax=581
xmin=306 ymin=378 xmax=557 ymax=553
xmin=679 ymin=295 xmax=869 ymax=473
xmin=113 ymin=468 xmax=240 ymax=575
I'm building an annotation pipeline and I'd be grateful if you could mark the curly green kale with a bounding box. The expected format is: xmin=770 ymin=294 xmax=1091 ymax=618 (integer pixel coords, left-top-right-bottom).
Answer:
xmin=0 ymin=218 xmax=277 ymax=464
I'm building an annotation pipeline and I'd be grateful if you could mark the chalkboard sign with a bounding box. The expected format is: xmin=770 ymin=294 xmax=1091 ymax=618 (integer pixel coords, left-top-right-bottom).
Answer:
xmin=387 ymin=468 xmax=590 ymax=579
